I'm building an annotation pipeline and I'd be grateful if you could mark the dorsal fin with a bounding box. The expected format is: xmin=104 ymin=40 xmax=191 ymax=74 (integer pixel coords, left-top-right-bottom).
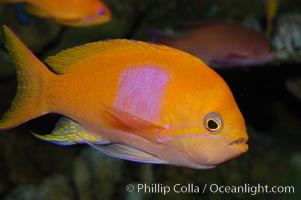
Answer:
xmin=44 ymin=39 xmax=176 ymax=74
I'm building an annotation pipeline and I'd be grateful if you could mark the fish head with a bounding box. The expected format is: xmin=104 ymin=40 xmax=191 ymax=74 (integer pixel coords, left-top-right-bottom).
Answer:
xmin=157 ymin=68 xmax=248 ymax=169
xmin=158 ymin=112 xmax=248 ymax=169
xmin=63 ymin=1 xmax=112 ymax=27
xmin=86 ymin=0 xmax=112 ymax=25
xmin=212 ymin=44 xmax=275 ymax=67
xmin=183 ymin=113 xmax=247 ymax=169
xmin=233 ymin=42 xmax=275 ymax=66
xmin=94 ymin=1 xmax=112 ymax=17
xmin=240 ymin=37 xmax=275 ymax=66
xmin=251 ymin=44 xmax=275 ymax=65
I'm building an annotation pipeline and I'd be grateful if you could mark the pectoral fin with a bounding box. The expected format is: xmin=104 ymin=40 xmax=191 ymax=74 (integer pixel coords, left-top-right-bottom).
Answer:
xmin=101 ymin=103 xmax=164 ymax=143
xmin=33 ymin=118 xmax=108 ymax=145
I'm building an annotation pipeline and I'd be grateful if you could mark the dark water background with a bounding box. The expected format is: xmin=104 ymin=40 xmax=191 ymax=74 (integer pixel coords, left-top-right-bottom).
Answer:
xmin=0 ymin=0 xmax=301 ymax=199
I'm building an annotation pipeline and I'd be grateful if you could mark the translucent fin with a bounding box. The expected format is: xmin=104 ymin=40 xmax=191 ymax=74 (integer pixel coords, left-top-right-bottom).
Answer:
xmin=33 ymin=117 xmax=107 ymax=145
xmin=85 ymin=141 xmax=165 ymax=164
xmin=101 ymin=103 xmax=164 ymax=143
xmin=67 ymin=118 xmax=166 ymax=163
xmin=0 ymin=26 xmax=52 ymax=130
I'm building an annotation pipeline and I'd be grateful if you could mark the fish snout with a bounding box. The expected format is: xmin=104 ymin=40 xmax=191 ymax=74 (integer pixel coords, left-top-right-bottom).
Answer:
xmin=229 ymin=137 xmax=248 ymax=153
xmin=266 ymin=50 xmax=276 ymax=61
xmin=259 ymin=47 xmax=275 ymax=63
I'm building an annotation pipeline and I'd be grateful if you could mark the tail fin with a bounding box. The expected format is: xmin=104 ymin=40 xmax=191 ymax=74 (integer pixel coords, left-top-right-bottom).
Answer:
xmin=0 ymin=25 xmax=53 ymax=130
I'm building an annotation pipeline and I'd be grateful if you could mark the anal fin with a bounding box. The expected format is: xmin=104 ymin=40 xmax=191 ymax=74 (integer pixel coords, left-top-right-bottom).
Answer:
xmin=33 ymin=117 xmax=108 ymax=146
xmin=86 ymin=143 xmax=166 ymax=164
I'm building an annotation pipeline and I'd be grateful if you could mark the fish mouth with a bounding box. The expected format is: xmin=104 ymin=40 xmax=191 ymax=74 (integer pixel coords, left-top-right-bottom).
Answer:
xmin=229 ymin=138 xmax=248 ymax=153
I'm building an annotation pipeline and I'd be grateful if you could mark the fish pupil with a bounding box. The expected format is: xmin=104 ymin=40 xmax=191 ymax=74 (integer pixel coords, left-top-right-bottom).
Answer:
xmin=208 ymin=119 xmax=218 ymax=130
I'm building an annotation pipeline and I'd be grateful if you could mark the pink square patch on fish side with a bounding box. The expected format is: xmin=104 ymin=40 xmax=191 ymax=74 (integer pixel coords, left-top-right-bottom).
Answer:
xmin=115 ymin=66 xmax=169 ymax=121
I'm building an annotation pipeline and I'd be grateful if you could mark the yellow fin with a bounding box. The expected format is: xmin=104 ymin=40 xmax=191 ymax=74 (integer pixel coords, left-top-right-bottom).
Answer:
xmin=33 ymin=118 xmax=107 ymax=145
xmin=44 ymin=39 xmax=176 ymax=74
xmin=265 ymin=0 xmax=278 ymax=36
xmin=0 ymin=25 xmax=52 ymax=130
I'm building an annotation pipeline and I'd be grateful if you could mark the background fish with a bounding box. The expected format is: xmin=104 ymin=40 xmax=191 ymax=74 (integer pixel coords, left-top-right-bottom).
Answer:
xmin=0 ymin=0 xmax=112 ymax=27
xmin=0 ymin=26 xmax=248 ymax=169
xmin=153 ymin=22 xmax=275 ymax=67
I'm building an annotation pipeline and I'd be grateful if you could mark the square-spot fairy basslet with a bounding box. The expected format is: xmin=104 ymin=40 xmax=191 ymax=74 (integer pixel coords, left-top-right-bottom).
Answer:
xmin=0 ymin=0 xmax=112 ymax=27
xmin=0 ymin=26 xmax=248 ymax=169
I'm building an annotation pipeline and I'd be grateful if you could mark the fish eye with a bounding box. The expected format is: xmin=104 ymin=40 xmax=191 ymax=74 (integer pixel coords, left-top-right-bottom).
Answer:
xmin=97 ymin=9 xmax=106 ymax=15
xmin=204 ymin=113 xmax=222 ymax=134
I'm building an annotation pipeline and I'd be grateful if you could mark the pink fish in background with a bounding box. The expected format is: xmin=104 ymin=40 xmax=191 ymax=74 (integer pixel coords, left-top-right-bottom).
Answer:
xmin=153 ymin=22 xmax=275 ymax=67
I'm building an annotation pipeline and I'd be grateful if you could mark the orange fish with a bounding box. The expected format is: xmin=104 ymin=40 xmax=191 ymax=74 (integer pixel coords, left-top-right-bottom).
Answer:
xmin=0 ymin=26 xmax=248 ymax=169
xmin=154 ymin=22 xmax=275 ymax=67
xmin=0 ymin=0 xmax=111 ymax=27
